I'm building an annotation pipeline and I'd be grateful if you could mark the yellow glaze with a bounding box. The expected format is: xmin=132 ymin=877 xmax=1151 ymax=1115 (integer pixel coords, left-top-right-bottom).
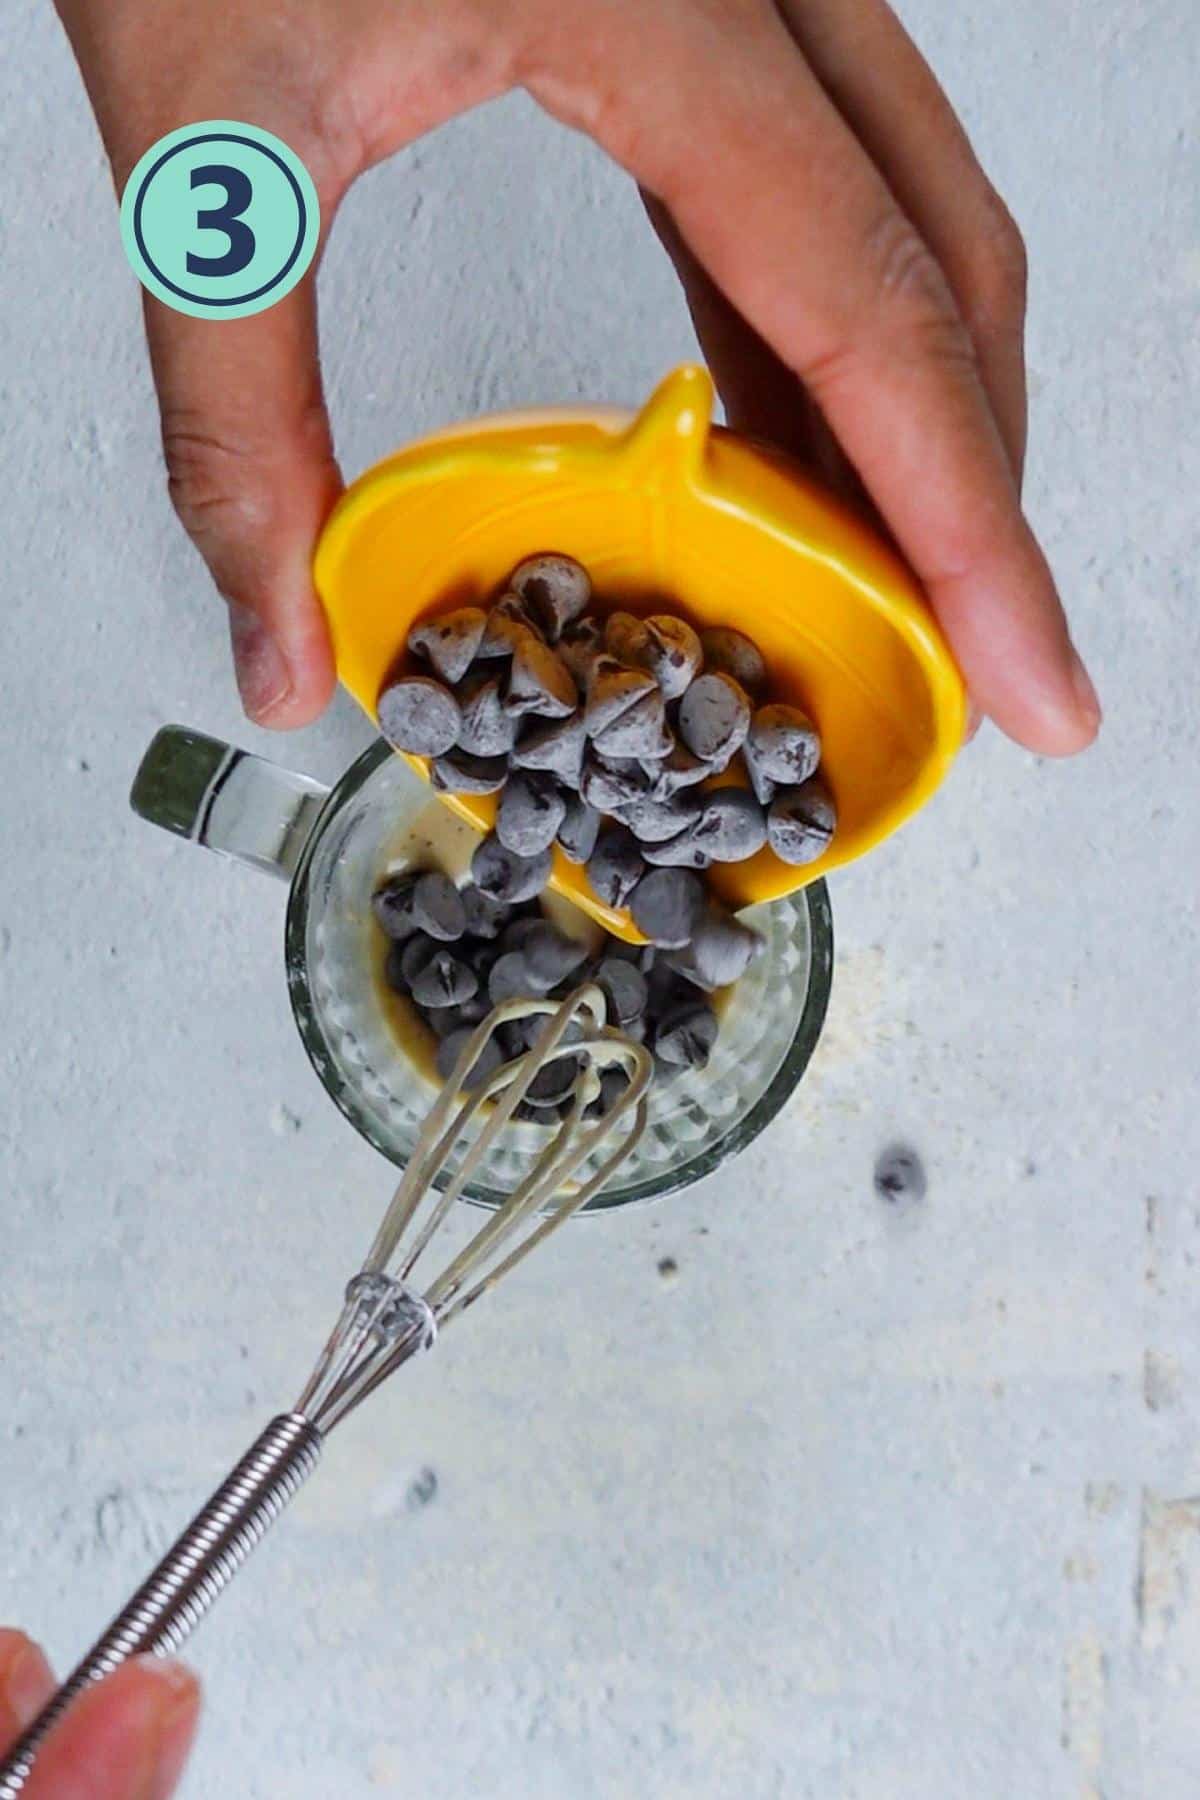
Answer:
xmin=314 ymin=365 xmax=965 ymax=942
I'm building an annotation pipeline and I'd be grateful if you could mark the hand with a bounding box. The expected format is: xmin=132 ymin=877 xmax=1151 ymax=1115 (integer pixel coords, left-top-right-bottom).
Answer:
xmin=54 ymin=0 xmax=1100 ymax=753
xmin=0 ymin=1631 xmax=199 ymax=1799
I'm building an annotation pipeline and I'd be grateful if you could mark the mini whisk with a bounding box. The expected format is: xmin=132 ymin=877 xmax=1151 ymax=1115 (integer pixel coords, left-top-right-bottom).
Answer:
xmin=0 ymin=984 xmax=652 ymax=1796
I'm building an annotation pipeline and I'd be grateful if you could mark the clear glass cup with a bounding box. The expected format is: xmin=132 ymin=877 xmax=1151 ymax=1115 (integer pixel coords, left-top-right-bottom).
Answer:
xmin=132 ymin=726 xmax=833 ymax=1209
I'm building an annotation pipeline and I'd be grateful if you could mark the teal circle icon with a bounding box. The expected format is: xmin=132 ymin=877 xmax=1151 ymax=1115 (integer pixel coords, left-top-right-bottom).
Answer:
xmin=120 ymin=121 xmax=320 ymax=320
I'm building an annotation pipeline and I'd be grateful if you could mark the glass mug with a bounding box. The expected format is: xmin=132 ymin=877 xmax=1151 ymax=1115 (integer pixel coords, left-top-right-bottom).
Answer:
xmin=131 ymin=726 xmax=834 ymax=1210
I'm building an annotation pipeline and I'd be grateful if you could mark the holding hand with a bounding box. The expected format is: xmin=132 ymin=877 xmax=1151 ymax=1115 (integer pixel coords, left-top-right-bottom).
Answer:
xmin=54 ymin=0 xmax=1099 ymax=752
xmin=0 ymin=1631 xmax=199 ymax=1799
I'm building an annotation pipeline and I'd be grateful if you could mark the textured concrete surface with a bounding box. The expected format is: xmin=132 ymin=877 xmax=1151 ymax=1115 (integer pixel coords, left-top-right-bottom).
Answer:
xmin=1 ymin=1 xmax=1197 ymax=1794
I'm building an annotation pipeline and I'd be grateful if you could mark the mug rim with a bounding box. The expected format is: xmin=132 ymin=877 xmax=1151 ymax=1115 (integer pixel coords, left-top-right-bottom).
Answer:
xmin=285 ymin=738 xmax=833 ymax=1211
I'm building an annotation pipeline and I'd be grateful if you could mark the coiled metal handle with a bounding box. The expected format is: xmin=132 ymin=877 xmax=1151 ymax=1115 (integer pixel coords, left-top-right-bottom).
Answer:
xmin=0 ymin=1412 xmax=322 ymax=1797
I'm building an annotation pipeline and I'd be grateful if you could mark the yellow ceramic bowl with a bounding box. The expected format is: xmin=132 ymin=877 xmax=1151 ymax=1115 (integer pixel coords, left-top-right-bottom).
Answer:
xmin=314 ymin=365 xmax=965 ymax=941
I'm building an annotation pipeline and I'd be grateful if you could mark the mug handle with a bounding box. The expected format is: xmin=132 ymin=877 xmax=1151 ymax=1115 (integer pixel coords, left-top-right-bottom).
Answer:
xmin=130 ymin=724 xmax=330 ymax=882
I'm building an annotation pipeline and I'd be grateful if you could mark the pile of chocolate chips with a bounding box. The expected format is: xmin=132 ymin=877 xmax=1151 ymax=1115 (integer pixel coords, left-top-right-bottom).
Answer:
xmin=373 ymin=553 xmax=836 ymax=1110
xmin=377 ymin=555 xmax=838 ymax=921
xmin=373 ymin=859 xmax=759 ymax=1118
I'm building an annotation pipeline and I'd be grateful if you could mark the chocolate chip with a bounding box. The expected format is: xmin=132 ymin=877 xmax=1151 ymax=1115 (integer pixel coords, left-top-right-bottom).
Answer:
xmin=650 ymin=617 xmax=701 ymax=700
xmin=460 ymin=934 xmax=502 ymax=979
xmin=557 ymin=794 xmax=602 ymax=864
xmin=649 ymin=744 xmax=711 ymax=798
xmin=677 ymin=672 xmax=751 ymax=764
xmin=455 ymin=675 xmax=516 ymax=757
xmin=504 ymin=633 xmax=578 ymax=719
xmin=430 ymin=748 xmax=509 ymax=795
xmin=592 ymin=745 xmax=657 ymax=784
xmin=739 ymin=739 xmax=777 ymax=807
xmin=604 ymin=612 xmax=648 ymax=664
xmin=520 ymin=1013 xmax=585 ymax=1052
xmin=499 ymin=916 xmax=545 ymax=956
xmin=409 ymin=950 xmax=479 ymax=1008
xmin=618 ymin=792 xmax=704 ymax=843
xmin=747 ymin=704 xmax=821 ymax=785
xmin=640 ymin=819 xmax=715 ymax=870
xmin=399 ymin=932 xmax=439 ymax=988
xmin=408 ymin=871 xmax=466 ymax=941
xmin=509 ymin=554 xmax=592 ymax=641
xmin=371 ymin=872 xmax=420 ymax=940
xmin=436 ymin=1029 xmax=504 ymax=1091
xmin=591 ymin=688 xmax=672 ymax=759
xmin=422 ymin=996 xmax=488 ymax=1038
xmin=646 ymin=959 xmax=700 ymax=1017
xmin=586 ymin=824 xmax=646 ymax=908
xmin=520 ymin=921 xmax=589 ymax=987
xmin=471 ymin=833 xmax=552 ymax=904
xmin=580 ymin=754 xmax=654 ymax=815
xmin=384 ymin=941 xmax=412 ymax=993
xmin=594 ymin=957 xmax=648 ymax=1027
xmin=654 ymin=1003 xmax=719 ymax=1070
xmin=629 ymin=868 xmax=706 ymax=947
xmin=511 ymin=711 xmax=587 ymax=785
xmin=495 ymin=1020 xmax=528 ymax=1061
xmin=488 ymin=951 xmax=546 ymax=1004
xmin=526 ymin=1055 xmax=581 ymax=1106
xmin=593 ymin=746 xmax=647 ymax=775
xmin=407 ymin=607 xmax=487 ymax=685
xmin=767 ymin=776 xmax=836 ymax=865
xmin=478 ymin=591 xmax=538 ymax=658
xmin=460 ymin=884 xmax=510 ymax=939
xmin=377 ymin=677 xmax=461 ymax=757
xmin=585 ymin=1067 xmax=633 ymax=1119
xmin=584 ymin=655 xmax=658 ymax=737
xmin=512 ymin=1100 xmax=547 ymax=1123
xmin=700 ymin=627 xmax=767 ymax=696
xmin=670 ymin=907 xmax=764 ymax=989
xmin=496 ymin=769 xmax=567 ymax=857
xmin=608 ymin=613 xmax=700 ymax=701
xmin=557 ymin=615 xmax=605 ymax=685
xmin=695 ymin=788 xmax=767 ymax=862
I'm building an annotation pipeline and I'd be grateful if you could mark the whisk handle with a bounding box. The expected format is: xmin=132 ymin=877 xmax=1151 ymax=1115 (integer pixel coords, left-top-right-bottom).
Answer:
xmin=0 ymin=1412 xmax=321 ymax=1797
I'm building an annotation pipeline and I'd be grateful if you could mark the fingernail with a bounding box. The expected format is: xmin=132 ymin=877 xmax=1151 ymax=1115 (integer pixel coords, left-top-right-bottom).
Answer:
xmin=4 ymin=1643 xmax=50 ymax=1726
xmin=139 ymin=1659 xmax=201 ymax=1800
xmin=228 ymin=602 xmax=290 ymax=721
xmin=1069 ymin=647 xmax=1102 ymax=730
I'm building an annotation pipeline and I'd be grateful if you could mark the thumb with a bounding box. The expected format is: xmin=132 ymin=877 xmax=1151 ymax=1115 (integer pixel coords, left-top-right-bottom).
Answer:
xmin=145 ymin=277 xmax=341 ymax=727
xmin=22 ymin=1658 xmax=201 ymax=1800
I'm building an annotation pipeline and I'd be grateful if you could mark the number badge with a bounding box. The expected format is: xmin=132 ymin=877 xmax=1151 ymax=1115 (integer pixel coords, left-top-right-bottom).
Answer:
xmin=120 ymin=121 xmax=320 ymax=320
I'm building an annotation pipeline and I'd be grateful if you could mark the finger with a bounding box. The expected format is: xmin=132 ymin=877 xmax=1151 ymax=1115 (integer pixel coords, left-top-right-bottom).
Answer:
xmin=776 ymin=0 xmax=1028 ymax=479
xmin=22 ymin=1659 xmax=200 ymax=1800
xmin=644 ymin=189 xmax=1003 ymax=754
xmin=55 ymin=0 xmax=521 ymax=734
xmin=117 ymin=44 xmax=500 ymax=734
xmin=0 ymin=1631 xmax=55 ymax=1750
xmin=527 ymin=6 xmax=1099 ymax=753
xmin=144 ymin=281 xmax=342 ymax=728
xmin=48 ymin=14 xmax=351 ymax=731
xmin=641 ymin=190 xmax=875 ymax=512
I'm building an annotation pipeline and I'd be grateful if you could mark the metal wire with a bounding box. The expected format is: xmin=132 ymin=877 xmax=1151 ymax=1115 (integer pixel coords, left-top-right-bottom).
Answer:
xmin=301 ymin=986 xmax=652 ymax=1434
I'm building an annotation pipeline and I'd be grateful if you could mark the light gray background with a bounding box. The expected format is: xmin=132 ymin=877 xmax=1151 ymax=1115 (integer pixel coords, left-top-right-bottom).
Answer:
xmin=1 ymin=1 xmax=1196 ymax=1794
